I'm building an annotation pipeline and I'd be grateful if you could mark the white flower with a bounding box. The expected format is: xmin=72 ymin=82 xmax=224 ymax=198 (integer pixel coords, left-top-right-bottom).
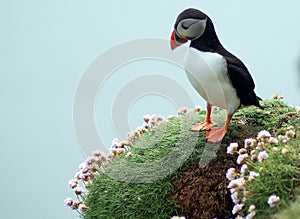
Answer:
xmin=232 ymin=203 xmax=244 ymax=214
xmin=71 ymin=200 xmax=82 ymax=210
xmin=257 ymin=130 xmax=271 ymax=140
xmin=74 ymin=171 xmax=81 ymax=180
xmin=248 ymin=171 xmax=259 ymax=181
xmin=231 ymin=192 xmax=240 ymax=204
xmin=68 ymin=179 xmax=78 ymax=189
xmin=86 ymin=156 xmax=97 ymax=165
xmin=256 ymin=142 xmax=264 ymax=150
xmin=269 ymin=137 xmax=279 ymax=144
xmin=227 ymin=177 xmax=246 ymax=190
xmin=226 ymin=168 xmax=237 ymax=180
xmin=227 ymin=142 xmax=238 ymax=154
xmin=248 ymin=205 xmax=256 ymax=212
xmin=79 ymin=162 xmax=88 ymax=171
xmin=244 ymin=138 xmax=256 ymax=149
xmin=267 ymin=195 xmax=280 ymax=207
xmin=111 ymin=138 xmax=121 ymax=148
xmin=167 ymin=115 xmax=175 ymax=120
xmin=125 ymin=151 xmax=133 ymax=158
xmin=236 ymin=216 xmax=245 ymax=219
xmin=257 ymin=150 xmax=268 ymax=162
xmin=239 ymin=148 xmax=248 ymax=154
xmin=92 ymin=149 xmax=103 ymax=157
xmin=286 ymin=130 xmax=296 ymax=138
xmin=240 ymin=164 xmax=248 ymax=175
xmin=193 ymin=105 xmax=201 ymax=112
xmin=64 ymin=197 xmax=73 ymax=206
xmin=237 ymin=154 xmax=249 ymax=164
xmin=281 ymin=148 xmax=289 ymax=155
xmin=245 ymin=211 xmax=256 ymax=219
xmin=177 ymin=107 xmax=189 ymax=115
xmin=230 ymin=187 xmax=238 ymax=194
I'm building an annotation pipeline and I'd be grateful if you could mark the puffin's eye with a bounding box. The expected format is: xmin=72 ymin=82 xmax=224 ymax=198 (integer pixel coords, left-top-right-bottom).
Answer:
xmin=181 ymin=23 xmax=189 ymax=30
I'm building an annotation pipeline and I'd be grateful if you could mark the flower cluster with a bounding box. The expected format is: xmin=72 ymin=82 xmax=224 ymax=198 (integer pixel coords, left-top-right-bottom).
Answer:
xmin=177 ymin=106 xmax=201 ymax=115
xmin=127 ymin=114 xmax=166 ymax=143
xmin=226 ymin=127 xmax=297 ymax=218
xmin=64 ymin=149 xmax=109 ymax=213
xmin=272 ymin=93 xmax=284 ymax=100
xmin=226 ymin=132 xmax=270 ymax=218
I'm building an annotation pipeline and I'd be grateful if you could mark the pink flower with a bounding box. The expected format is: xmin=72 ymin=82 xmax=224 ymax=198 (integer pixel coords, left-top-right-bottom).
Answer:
xmin=237 ymin=154 xmax=249 ymax=164
xmin=125 ymin=152 xmax=133 ymax=158
xmin=240 ymin=164 xmax=248 ymax=175
xmin=248 ymin=205 xmax=256 ymax=212
xmin=248 ymin=171 xmax=259 ymax=181
xmin=227 ymin=143 xmax=238 ymax=154
xmin=227 ymin=177 xmax=246 ymax=190
xmin=267 ymin=195 xmax=280 ymax=207
xmin=245 ymin=211 xmax=256 ymax=219
xmin=257 ymin=130 xmax=271 ymax=140
xmin=226 ymin=168 xmax=237 ymax=180
xmin=231 ymin=192 xmax=240 ymax=204
xmin=68 ymin=179 xmax=78 ymax=189
xmin=244 ymin=138 xmax=255 ymax=149
xmin=64 ymin=197 xmax=73 ymax=207
xmin=79 ymin=203 xmax=88 ymax=212
xmin=232 ymin=203 xmax=244 ymax=214
xmin=74 ymin=186 xmax=84 ymax=195
xmin=257 ymin=151 xmax=268 ymax=162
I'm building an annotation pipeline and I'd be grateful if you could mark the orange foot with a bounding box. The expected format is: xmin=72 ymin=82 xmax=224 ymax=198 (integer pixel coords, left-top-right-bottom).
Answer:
xmin=206 ymin=126 xmax=227 ymax=143
xmin=189 ymin=120 xmax=216 ymax=132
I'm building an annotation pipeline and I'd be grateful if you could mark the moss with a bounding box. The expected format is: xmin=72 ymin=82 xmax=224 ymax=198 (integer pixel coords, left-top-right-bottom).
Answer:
xmin=272 ymin=196 xmax=300 ymax=219
xmin=83 ymin=100 xmax=300 ymax=219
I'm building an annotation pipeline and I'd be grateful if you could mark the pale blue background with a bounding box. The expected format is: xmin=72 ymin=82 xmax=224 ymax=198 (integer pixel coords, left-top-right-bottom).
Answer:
xmin=1 ymin=1 xmax=300 ymax=219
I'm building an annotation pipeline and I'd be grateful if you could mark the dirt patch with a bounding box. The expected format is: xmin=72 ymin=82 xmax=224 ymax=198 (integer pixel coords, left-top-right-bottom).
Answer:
xmin=171 ymin=147 xmax=238 ymax=219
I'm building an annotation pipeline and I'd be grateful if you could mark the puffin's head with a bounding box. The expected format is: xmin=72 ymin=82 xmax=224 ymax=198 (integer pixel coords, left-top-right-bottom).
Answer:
xmin=170 ymin=8 xmax=209 ymax=50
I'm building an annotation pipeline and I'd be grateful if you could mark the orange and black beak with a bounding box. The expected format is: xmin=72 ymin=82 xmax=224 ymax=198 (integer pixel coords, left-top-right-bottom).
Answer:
xmin=170 ymin=29 xmax=188 ymax=50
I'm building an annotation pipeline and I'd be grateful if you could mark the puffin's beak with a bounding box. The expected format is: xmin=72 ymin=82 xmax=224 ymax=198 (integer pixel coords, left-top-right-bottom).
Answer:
xmin=170 ymin=29 xmax=188 ymax=50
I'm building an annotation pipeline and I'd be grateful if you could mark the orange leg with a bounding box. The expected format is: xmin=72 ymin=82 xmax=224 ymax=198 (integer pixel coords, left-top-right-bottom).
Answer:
xmin=206 ymin=114 xmax=232 ymax=143
xmin=190 ymin=104 xmax=216 ymax=132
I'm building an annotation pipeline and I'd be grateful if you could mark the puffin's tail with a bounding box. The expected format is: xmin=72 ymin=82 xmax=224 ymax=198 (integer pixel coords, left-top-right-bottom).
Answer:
xmin=255 ymin=95 xmax=264 ymax=110
xmin=242 ymin=91 xmax=263 ymax=109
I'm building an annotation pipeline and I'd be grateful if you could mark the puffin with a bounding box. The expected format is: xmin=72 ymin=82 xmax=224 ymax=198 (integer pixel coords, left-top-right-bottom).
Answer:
xmin=170 ymin=8 xmax=262 ymax=143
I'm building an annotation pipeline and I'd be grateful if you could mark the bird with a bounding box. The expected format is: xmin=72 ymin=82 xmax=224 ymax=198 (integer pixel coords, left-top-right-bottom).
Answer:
xmin=170 ymin=8 xmax=262 ymax=143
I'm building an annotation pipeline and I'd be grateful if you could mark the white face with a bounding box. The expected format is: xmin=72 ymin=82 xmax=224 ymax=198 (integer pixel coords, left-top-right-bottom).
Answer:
xmin=176 ymin=18 xmax=207 ymax=40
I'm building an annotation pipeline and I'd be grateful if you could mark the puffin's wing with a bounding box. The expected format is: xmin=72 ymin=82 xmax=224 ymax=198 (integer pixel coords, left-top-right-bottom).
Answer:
xmin=225 ymin=58 xmax=261 ymax=107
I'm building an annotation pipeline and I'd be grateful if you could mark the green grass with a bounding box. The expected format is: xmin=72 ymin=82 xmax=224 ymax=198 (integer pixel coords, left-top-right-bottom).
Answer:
xmin=82 ymin=100 xmax=300 ymax=219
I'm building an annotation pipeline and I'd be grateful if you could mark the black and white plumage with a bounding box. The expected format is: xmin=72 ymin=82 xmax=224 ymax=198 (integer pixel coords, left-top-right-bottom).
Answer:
xmin=170 ymin=8 xmax=262 ymax=142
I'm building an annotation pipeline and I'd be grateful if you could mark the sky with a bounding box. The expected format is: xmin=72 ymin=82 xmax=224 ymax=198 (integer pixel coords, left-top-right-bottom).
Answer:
xmin=1 ymin=1 xmax=300 ymax=219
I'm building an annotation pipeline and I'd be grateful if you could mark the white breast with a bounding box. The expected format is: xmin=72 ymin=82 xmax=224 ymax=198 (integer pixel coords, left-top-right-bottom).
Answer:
xmin=184 ymin=47 xmax=240 ymax=114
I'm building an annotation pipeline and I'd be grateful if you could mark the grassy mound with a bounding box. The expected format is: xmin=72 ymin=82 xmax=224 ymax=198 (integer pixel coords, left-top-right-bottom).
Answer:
xmin=83 ymin=100 xmax=300 ymax=219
